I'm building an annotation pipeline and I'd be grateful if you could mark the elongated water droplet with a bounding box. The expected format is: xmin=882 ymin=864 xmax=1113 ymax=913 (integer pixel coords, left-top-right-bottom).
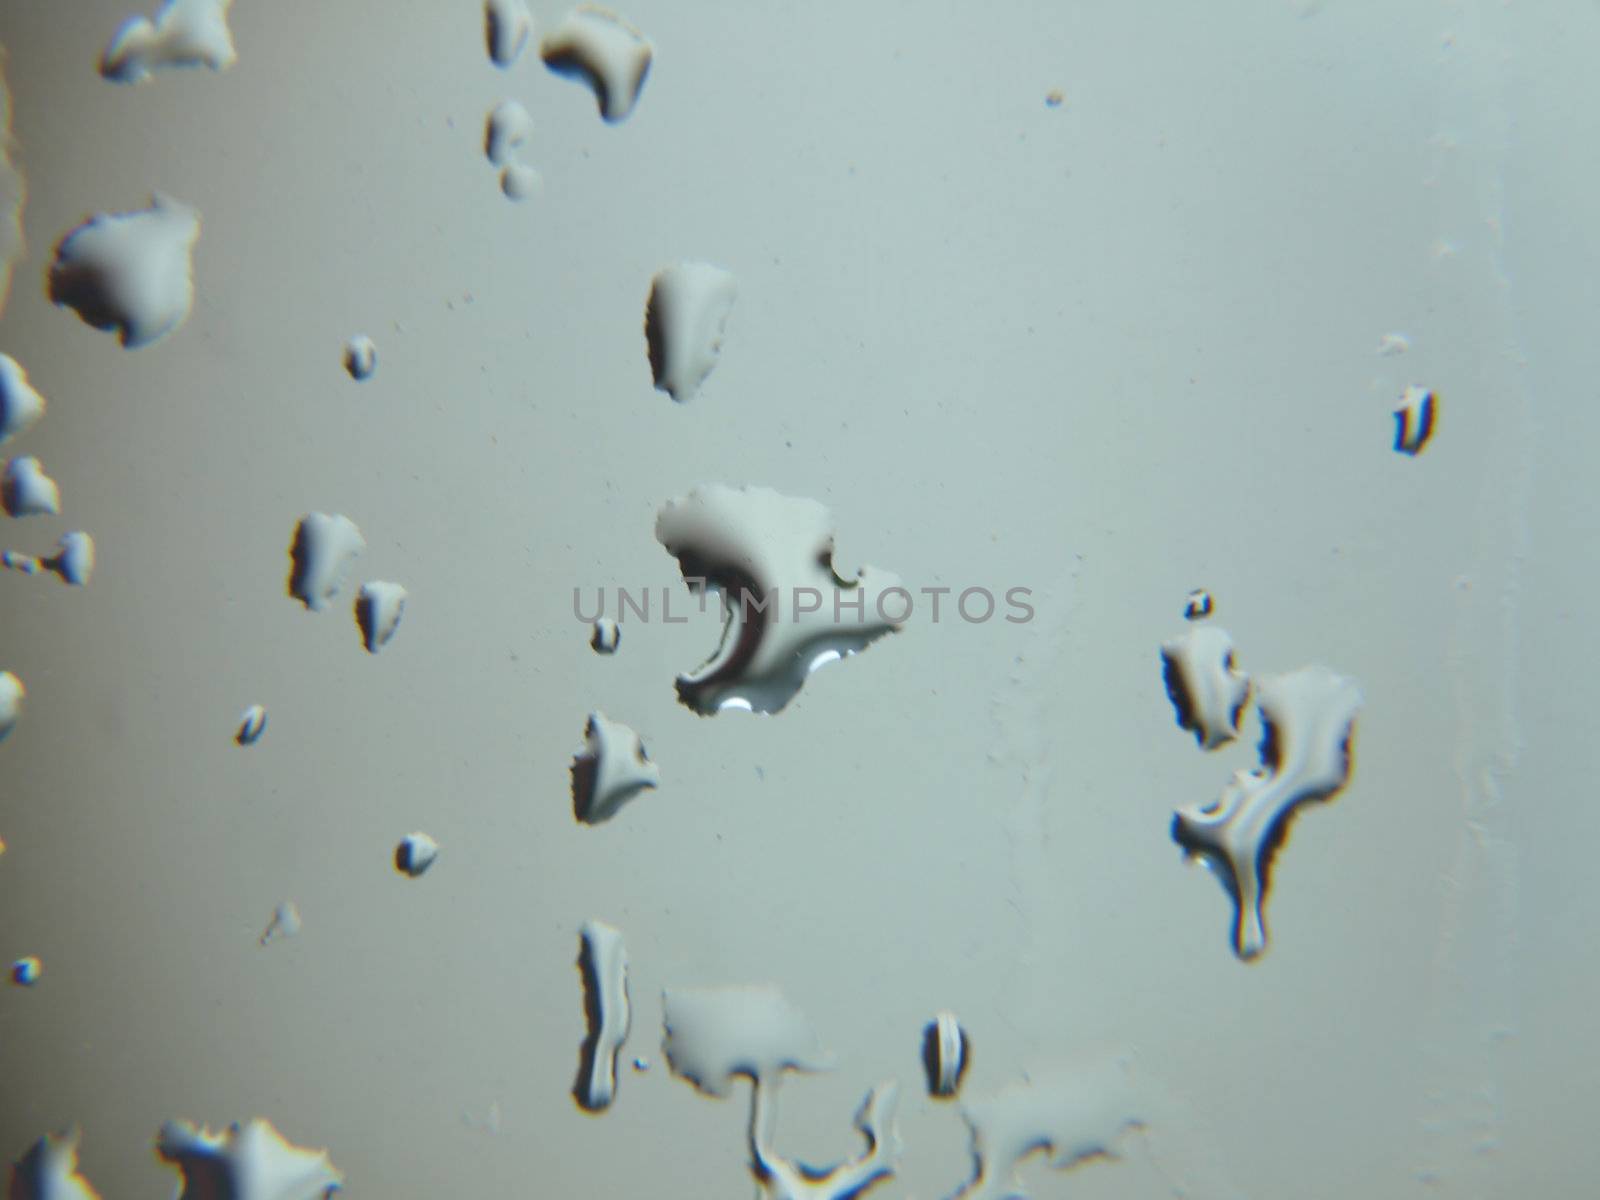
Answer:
xmin=645 ymin=262 xmax=736 ymax=403
xmin=574 ymin=919 xmax=630 ymax=1111
xmin=571 ymin=712 xmax=658 ymax=824
xmin=541 ymin=6 xmax=652 ymax=124
xmin=0 ymin=355 xmax=45 ymax=447
xmin=1160 ymin=625 xmax=1248 ymax=750
xmin=235 ymin=704 xmax=266 ymax=746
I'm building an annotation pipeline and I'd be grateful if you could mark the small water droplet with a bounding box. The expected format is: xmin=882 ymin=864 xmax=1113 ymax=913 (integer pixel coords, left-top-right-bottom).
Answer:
xmin=571 ymin=712 xmax=658 ymax=824
xmin=0 ymin=355 xmax=45 ymax=447
xmin=2 ymin=456 xmax=61 ymax=517
xmin=10 ymin=955 xmax=40 ymax=985
xmin=235 ymin=703 xmax=266 ymax=746
xmin=259 ymin=900 xmax=301 ymax=946
xmin=343 ymin=335 xmax=376 ymax=380
xmin=644 ymin=263 xmax=737 ymax=403
xmin=541 ymin=6 xmax=653 ymax=124
xmin=1394 ymin=386 xmax=1437 ymax=456
xmin=591 ymin=617 xmax=620 ymax=654
xmin=355 ymin=580 xmax=407 ymax=652
xmin=287 ymin=513 xmax=364 ymax=611
xmin=485 ymin=0 xmax=533 ymax=67
xmin=394 ymin=832 xmax=438 ymax=877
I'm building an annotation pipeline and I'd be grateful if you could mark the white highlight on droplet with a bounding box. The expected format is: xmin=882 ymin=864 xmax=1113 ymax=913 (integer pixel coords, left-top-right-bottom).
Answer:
xmin=0 ymin=670 xmax=23 ymax=742
xmin=541 ymin=6 xmax=653 ymax=124
xmin=287 ymin=513 xmax=364 ymax=612
xmin=645 ymin=263 xmax=737 ymax=403
xmin=0 ymin=355 xmax=45 ymax=447
xmin=576 ymin=919 xmax=631 ymax=1111
xmin=343 ymin=335 xmax=375 ymax=381
xmin=485 ymin=0 xmax=533 ymax=67
xmin=48 ymin=193 xmax=199 ymax=348
xmin=3 ymin=457 xmax=61 ymax=517
xmin=356 ymin=581 xmax=407 ymax=652
xmin=156 ymin=1117 xmax=343 ymax=1200
xmin=101 ymin=0 xmax=237 ymax=83
xmin=571 ymin=712 xmax=658 ymax=824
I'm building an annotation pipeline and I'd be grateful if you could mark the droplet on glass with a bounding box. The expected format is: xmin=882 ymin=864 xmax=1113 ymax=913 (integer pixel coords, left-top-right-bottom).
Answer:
xmin=100 ymin=0 xmax=237 ymax=83
xmin=1159 ymin=625 xmax=1249 ymax=750
xmin=286 ymin=513 xmax=364 ymax=612
xmin=258 ymin=901 xmax=301 ymax=947
xmin=235 ymin=704 xmax=266 ymax=746
xmin=394 ymin=832 xmax=438 ymax=877
xmin=0 ymin=670 xmax=22 ymax=742
xmin=155 ymin=1118 xmax=342 ymax=1200
xmin=2 ymin=531 xmax=95 ymax=586
xmin=1394 ymin=385 xmax=1437 ymax=456
xmin=0 ymin=355 xmax=45 ymax=447
xmin=922 ymin=1010 xmax=969 ymax=1098
xmin=3 ymin=456 xmax=61 ymax=517
xmin=355 ymin=581 xmax=407 ymax=653
xmin=644 ymin=262 xmax=737 ymax=403
xmin=1182 ymin=588 xmax=1213 ymax=621
xmin=591 ymin=617 xmax=619 ymax=654
xmin=10 ymin=955 xmax=41 ymax=986
xmin=343 ymin=335 xmax=375 ymax=381
xmin=485 ymin=99 xmax=532 ymax=166
xmin=7 ymin=1127 xmax=98 ymax=1199
xmin=485 ymin=0 xmax=533 ymax=67
xmin=1171 ymin=665 xmax=1364 ymax=960
xmin=48 ymin=194 xmax=199 ymax=348
xmin=541 ymin=6 xmax=653 ymax=124
xmin=571 ymin=712 xmax=658 ymax=824
xmin=574 ymin=919 xmax=630 ymax=1111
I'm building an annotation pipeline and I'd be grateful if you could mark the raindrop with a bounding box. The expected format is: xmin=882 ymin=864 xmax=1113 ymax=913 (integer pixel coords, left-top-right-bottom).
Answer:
xmin=10 ymin=955 xmax=40 ymax=986
xmin=343 ymin=335 xmax=376 ymax=381
xmin=394 ymin=832 xmax=438 ymax=877
xmin=1394 ymin=385 xmax=1437 ymax=456
xmin=541 ymin=6 xmax=653 ymax=124
xmin=0 ymin=670 xmax=22 ymax=742
xmin=156 ymin=1118 xmax=343 ymax=1199
xmin=258 ymin=901 xmax=300 ymax=947
xmin=574 ymin=919 xmax=630 ymax=1111
xmin=100 ymin=0 xmax=236 ymax=83
xmin=485 ymin=0 xmax=533 ymax=68
xmin=1159 ymin=625 xmax=1249 ymax=750
xmin=48 ymin=194 xmax=199 ymax=348
xmin=922 ymin=1010 xmax=969 ymax=1098
xmin=571 ymin=712 xmax=658 ymax=824
xmin=644 ymin=262 xmax=737 ymax=403
xmin=591 ymin=617 xmax=619 ymax=654
xmin=1182 ymin=588 xmax=1213 ymax=621
xmin=286 ymin=513 xmax=364 ymax=612
xmin=2 ymin=456 xmax=61 ymax=517
xmin=0 ymin=355 xmax=45 ymax=447
xmin=355 ymin=581 xmax=407 ymax=653
xmin=235 ymin=704 xmax=266 ymax=746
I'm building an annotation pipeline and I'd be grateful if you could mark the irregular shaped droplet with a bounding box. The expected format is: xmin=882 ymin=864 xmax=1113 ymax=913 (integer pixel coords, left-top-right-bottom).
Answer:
xmin=574 ymin=919 xmax=630 ymax=1111
xmin=3 ymin=457 xmax=61 ymax=517
xmin=101 ymin=0 xmax=236 ymax=83
xmin=922 ymin=1010 xmax=968 ymax=1099
xmin=954 ymin=1059 xmax=1145 ymax=1200
xmin=1182 ymin=588 xmax=1212 ymax=621
xmin=485 ymin=0 xmax=533 ymax=66
xmin=258 ymin=901 xmax=300 ymax=947
xmin=355 ymin=581 xmax=406 ymax=653
xmin=2 ymin=531 xmax=94 ymax=586
xmin=10 ymin=955 xmax=41 ymax=986
xmin=752 ymin=1081 xmax=901 ymax=1200
xmin=0 ymin=355 xmax=45 ymax=446
xmin=156 ymin=1118 xmax=342 ymax=1200
xmin=645 ymin=263 xmax=736 ymax=403
xmin=0 ymin=670 xmax=22 ymax=742
xmin=661 ymin=984 xmax=834 ymax=1098
xmin=591 ymin=617 xmax=619 ymax=654
xmin=342 ymin=336 xmax=374 ymax=381
xmin=7 ymin=1127 xmax=100 ymax=1199
xmin=48 ymin=194 xmax=199 ymax=348
xmin=655 ymin=485 xmax=906 ymax=715
xmin=1172 ymin=665 xmax=1363 ymax=960
xmin=394 ymin=832 xmax=437 ymax=877
xmin=1159 ymin=625 xmax=1248 ymax=750
xmin=571 ymin=711 xmax=658 ymax=824
xmin=1394 ymin=385 xmax=1437 ymax=456
xmin=485 ymin=100 xmax=532 ymax=166
xmin=541 ymin=6 xmax=653 ymax=124
xmin=500 ymin=163 xmax=541 ymax=200
xmin=235 ymin=704 xmax=266 ymax=746
xmin=1376 ymin=332 xmax=1411 ymax=356
xmin=286 ymin=514 xmax=364 ymax=611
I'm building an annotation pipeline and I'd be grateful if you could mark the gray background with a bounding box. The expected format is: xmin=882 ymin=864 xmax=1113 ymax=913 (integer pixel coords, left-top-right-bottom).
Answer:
xmin=0 ymin=0 xmax=1590 ymax=1195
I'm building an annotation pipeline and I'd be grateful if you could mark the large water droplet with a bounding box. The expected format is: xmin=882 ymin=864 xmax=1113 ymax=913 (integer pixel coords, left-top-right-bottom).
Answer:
xmin=286 ymin=514 xmax=364 ymax=612
xmin=484 ymin=0 xmax=533 ymax=68
xmin=574 ymin=919 xmax=630 ymax=1112
xmin=2 ymin=456 xmax=61 ymax=517
xmin=48 ymin=194 xmax=199 ymax=348
xmin=570 ymin=712 xmax=658 ymax=824
xmin=155 ymin=1118 xmax=343 ymax=1200
xmin=0 ymin=356 xmax=45 ymax=447
xmin=100 ymin=0 xmax=237 ymax=83
xmin=644 ymin=262 xmax=736 ymax=403
xmin=541 ymin=6 xmax=653 ymax=124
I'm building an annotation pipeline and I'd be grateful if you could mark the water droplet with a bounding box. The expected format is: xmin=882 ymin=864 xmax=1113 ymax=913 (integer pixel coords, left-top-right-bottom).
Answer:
xmin=632 ymin=1056 xmax=649 ymax=1072
xmin=1376 ymin=332 xmax=1411 ymax=356
xmin=644 ymin=262 xmax=736 ymax=403
xmin=394 ymin=832 xmax=438 ymax=877
xmin=3 ymin=456 xmax=61 ymax=517
xmin=8 ymin=1128 xmax=96 ymax=1198
xmin=1182 ymin=588 xmax=1213 ymax=621
xmin=10 ymin=955 xmax=41 ymax=986
xmin=1045 ymin=89 xmax=1065 ymax=107
xmin=235 ymin=704 xmax=266 ymax=746
xmin=661 ymin=984 xmax=834 ymax=1097
xmin=100 ymin=0 xmax=237 ymax=82
xmin=258 ymin=901 xmax=300 ymax=947
xmin=286 ymin=513 xmax=364 ymax=612
xmin=954 ymin=1059 xmax=1145 ymax=1200
xmin=1159 ymin=625 xmax=1249 ymax=750
xmin=541 ymin=6 xmax=653 ymax=124
xmin=355 ymin=580 xmax=407 ymax=653
xmin=590 ymin=617 xmax=620 ymax=654
xmin=655 ymin=485 xmax=906 ymax=715
xmin=343 ymin=335 xmax=375 ymax=381
xmin=574 ymin=919 xmax=630 ymax=1112
xmin=484 ymin=0 xmax=533 ymax=67
xmin=48 ymin=193 xmax=199 ymax=348
xmin=570 ymin=712 xmax=658 ymax=824
xmin=922 ymin=1010 xmax=969 ymax=1098
xmin=0 ymin=670 xmax=22 ymax=742
xmin=485 ymin=99 xmax=532 ymax=166
xmin=1171 ymin=665 xmax=1364 ymax=960
xmin=1394 ymin=385 xmax=1437 ymax=456
xmin=0 ymin=355 xmax=45 ymax=447
xmin=156 ymin=1118 xmax=342 ymax=1199
xmin=754 ymin=1082 xmax=901 ymax=1200
xmin=2 ymin=531 xmax=95 ymax=586
xmin=500 ymin=162 xmax=541 ymax=200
